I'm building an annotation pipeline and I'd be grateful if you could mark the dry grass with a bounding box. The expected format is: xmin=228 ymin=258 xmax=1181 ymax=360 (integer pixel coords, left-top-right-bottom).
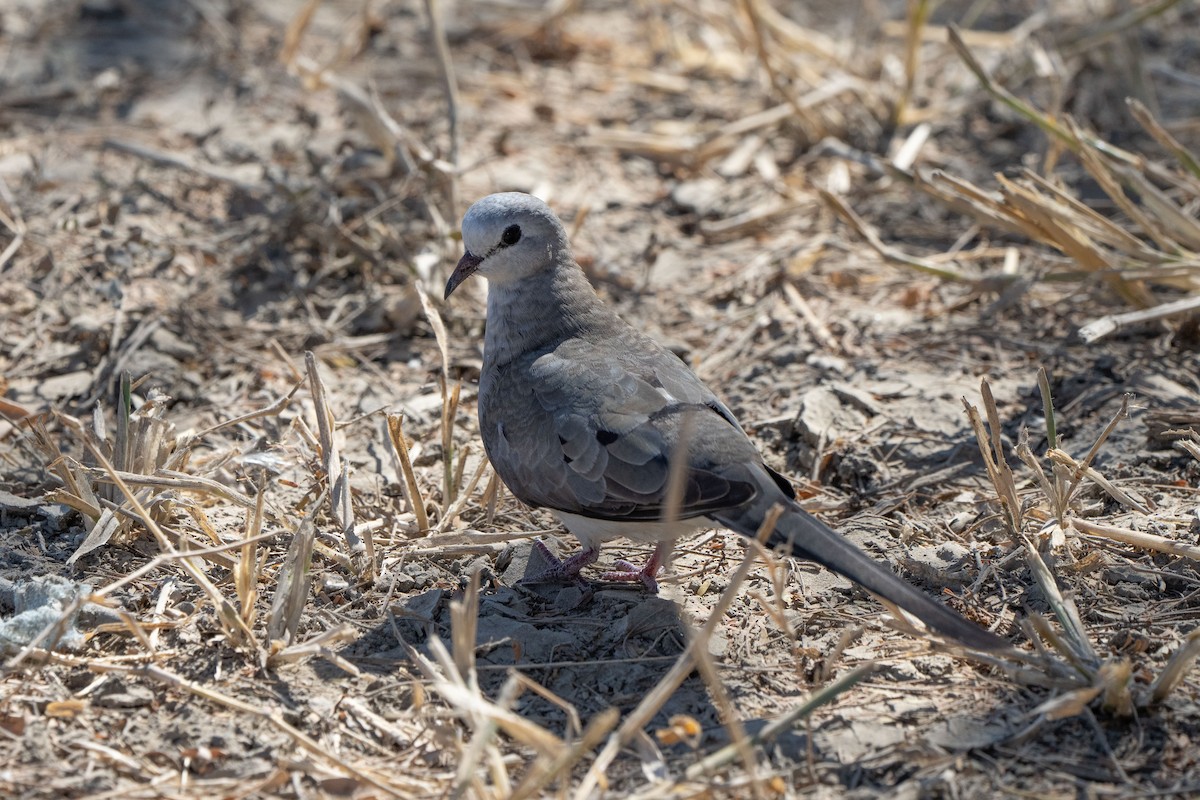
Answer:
xmin=2 ymin=0 xmax=1200 ymax=797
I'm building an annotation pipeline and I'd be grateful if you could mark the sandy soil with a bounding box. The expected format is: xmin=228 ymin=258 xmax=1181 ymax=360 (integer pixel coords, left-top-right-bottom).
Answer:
xmin=2 ymin=0 xmax=1200 ymax=797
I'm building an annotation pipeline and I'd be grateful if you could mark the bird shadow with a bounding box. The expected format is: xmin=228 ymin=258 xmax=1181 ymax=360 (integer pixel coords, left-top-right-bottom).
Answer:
xmin=338 ymin=539 xmax=779 ymax=752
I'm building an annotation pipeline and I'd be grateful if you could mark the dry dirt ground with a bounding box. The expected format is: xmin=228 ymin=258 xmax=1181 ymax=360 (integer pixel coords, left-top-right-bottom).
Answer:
xmin=3 ymin=0 xmax=1200 ymax=797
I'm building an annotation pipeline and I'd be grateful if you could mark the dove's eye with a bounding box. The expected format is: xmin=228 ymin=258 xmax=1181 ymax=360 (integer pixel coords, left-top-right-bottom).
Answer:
xmin=500 ymin=225 xmax=522 ymax=247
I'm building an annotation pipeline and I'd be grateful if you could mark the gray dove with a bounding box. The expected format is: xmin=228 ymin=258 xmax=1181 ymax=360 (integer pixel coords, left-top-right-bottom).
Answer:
xmin=445 ymin=192 xmax=1004 ymax=651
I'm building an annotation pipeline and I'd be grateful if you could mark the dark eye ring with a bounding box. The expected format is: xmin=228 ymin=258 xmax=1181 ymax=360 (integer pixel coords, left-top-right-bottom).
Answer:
xmin=500 ymin=225 xmax=522 ymax=247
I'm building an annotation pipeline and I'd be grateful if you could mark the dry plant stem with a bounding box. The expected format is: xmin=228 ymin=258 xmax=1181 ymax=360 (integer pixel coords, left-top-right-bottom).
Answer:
xmin=1016 ymin=168 xmax=1152 ymax=254
xmin=963 ymin=380 xmax=1022 ymax=535
xmin=820 ymin=190 xmax=968 ymax=281
xmin=450 ymin=674 xmax=511 ymax=800
xmin=685 ymin=661 xmax=876 ymax=779
xmin=1067 ymin=118 xmax=1200 ymax=254
xmin=1022 ymin=538 xmax=1098 ymax=667
xmin=94 ymin=663 xmax=412 ymax=797
xmin=267 ymin=492 xmax=322 ymax=645
xmin=1098 ymin=660 xmax=1134 ymax=718
xmin=0 ymin=174 xmax=27 ymax=270
xmin=1177 ymin=437 xmax=1200 ymax=462
xmin=1079 ymin=295 xmax=1200 ymax=343
xmin=423 ymin=0 xmax=460 ymax=209
xmin=279 ymin=0 xmax=319 ymax=66
xmin=306 ymin=351 xmax=366 ymax=564
xmin=186 ymin=379 xmax=302 ymax=443
xmin=386 ymin=413 xmax=429 ymax=533
xmin=451 ymin=569 xmax=481 ymax=689
xmin=1048 ymin=449 xmax=1151 ymax=515
xmin=576 ymin=506 xmax=784 ymax=799
xmin=88 ymin=441 xmax=256 ymax=647
xmin=416 ymin=283 xmax=457 ymax=507
xmin=83 ymin=531 xmax=281 ymax=627
xmin=409 ymin=570 xmax=579 ymax=798
xmin=442 ymin=380 xmax=462 ymax=508
xmin=1059 ymin=0 xmax=1189 ymax=58
xmin=739 ymin=0 xmax=821 ymax=142
xmin=663 ymin=410 xmax=698 ymax=525
xmin=994 ymin=174 xmax=1150 ymax=308
xmin=948 ymin=22 xmax=1196 ymax=208
xmin=781 ymin=281 xmax=839 ymax=355
xmin=267 ymin=624 xmax=358 ymax=669
xmin=235 ymin=481 xmax=264 ymax=625
xmin=114 ymin=372 xmax=131 ymax=476
xmin=1127 ymin=97 xmax=1200 ymax=180
xmin=895 ymin=0 xmax=932 ymax=127
xmin=510 ymin=707 xmax=620 ymax=800
xmin=1064 ymin=392 xmax=1129 ymax=499
xmin=438 ymin=455 xmax=489 ymax=532
xmin=688 ymin=616 xmax=760 ymax=795
xmin=101 ymin=138 xmax=265 ymax=194
xmin=411 ymin=637 xmax=562 ymax=752
xmin=1150 ymin=628 xmax=1200 ymax=703
xmin=85 ymin=468 xmax=265 ymax=514
xmin=1070 ymin=518 xmax=1200 ymax=562
xmin=1014 ymin=430 xmax=1064 ymax=526
xmin=947 ymin=25 xmax=1078 ymax=153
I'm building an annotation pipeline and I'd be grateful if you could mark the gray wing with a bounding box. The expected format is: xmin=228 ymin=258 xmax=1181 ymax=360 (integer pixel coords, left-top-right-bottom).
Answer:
xmin=480 ymin=335 xmax=792 ymax=521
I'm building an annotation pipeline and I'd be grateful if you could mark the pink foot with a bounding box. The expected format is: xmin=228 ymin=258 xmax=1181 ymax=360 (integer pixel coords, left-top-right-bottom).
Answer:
xmin=600 ymin=541 xmax=671 ymax=593
xmin=523 ymin=540 xmax=599 ymax=585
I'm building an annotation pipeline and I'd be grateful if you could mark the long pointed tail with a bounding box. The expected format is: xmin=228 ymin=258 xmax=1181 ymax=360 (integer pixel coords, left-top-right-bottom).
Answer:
xmin=713 ymin=498 xmax=1007 ymax=651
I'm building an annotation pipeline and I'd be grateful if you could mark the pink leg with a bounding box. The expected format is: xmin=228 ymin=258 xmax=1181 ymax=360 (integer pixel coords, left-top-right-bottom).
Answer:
xmin=600 ymin=540 xmax=672 ymax=593
xmin=524 ymin=540 xmax=600 ymax=584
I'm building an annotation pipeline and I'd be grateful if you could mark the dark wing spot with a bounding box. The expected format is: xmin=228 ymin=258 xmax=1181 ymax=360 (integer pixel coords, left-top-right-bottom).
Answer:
xmin=764 ymin=463 xmax=796 ymax=500
xmin=595 ymin=429 xmax=619 ymax=445
xmin=563 ymin=454 xmax=574 ymax=464
xmin=705 ymin=400 xmax=740 ymax=428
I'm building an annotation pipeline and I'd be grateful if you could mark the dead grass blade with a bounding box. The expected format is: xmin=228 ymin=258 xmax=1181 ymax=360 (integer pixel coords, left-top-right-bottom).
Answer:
xmin=1070 ymin=518 xmax=1200 ymax=562
xmin=437 ymin=454 xmax=489 ymax=533
xmin=1022 ymin=537 xmax=1098 ymax=668
xmin=94 ymin=662 xmax=415 ymax=797
xmin=1127 ymin=97 xmax=1200 ymax=180
xmin=85 ymin=441 xmax=256 ymax=649
xmin=821 ymin=189 xmax=969 ymax=281
xmin=416 ymin=283 xmax=462 ymax=513
xmin=686 ymin=661 xmax=875 ymax=779
xmin=963 ymin=379 xmax=1023 ymax=536
xmin=1149 ymin=628 xmax=1200 ymax=704
xmin=267 ymin=491 xmax=321 ymax=646
xmin=235 ymin=479 xmax=265 ymax=626
xmin=0 ymin=174 xmax=27 ymax=270
xmin=576 ymin=505 xmax=784 ymax=798
xmin=441 ymin=380 xmax=462 ymax=510
xmin=306 ymin=350 xmax=372 ymax=578
xmin=884 ymin=25 xmax=1200 ymax=312
xmin=894 ymin=0 xmax=933 ymax=127
xmin=1079 ymin=295 xmax=1200 ymax=343
xmin=386 ymin=413 xmax=430 ymax=534
xmin=423 ymin=0 xmax=461 ymax=212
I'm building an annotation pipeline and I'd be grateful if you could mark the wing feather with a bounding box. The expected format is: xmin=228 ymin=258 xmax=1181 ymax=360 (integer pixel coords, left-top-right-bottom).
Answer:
xmin=479 ymin=335 xmax=770 ymax=522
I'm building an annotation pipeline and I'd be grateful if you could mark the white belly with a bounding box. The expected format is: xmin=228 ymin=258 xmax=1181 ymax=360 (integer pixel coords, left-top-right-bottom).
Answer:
xmin=551 ymin=511 xmax=711 ymax=551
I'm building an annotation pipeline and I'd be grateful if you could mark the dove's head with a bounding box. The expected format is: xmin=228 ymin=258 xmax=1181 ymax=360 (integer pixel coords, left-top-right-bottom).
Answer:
xmin=445 ymin=193 xmax=571 ymax=299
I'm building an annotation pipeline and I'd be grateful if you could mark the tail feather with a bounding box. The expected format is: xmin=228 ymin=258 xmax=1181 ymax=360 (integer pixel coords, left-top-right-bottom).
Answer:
xmin=713 ymin=498 xmax=1007 ymax=651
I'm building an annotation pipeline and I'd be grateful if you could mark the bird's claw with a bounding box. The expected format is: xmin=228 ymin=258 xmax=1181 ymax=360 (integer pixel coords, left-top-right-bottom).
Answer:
xmin=523 ymin=540 xmax=668 ymax=594
xmin=600 ymin=560 xmax=660 ymax=593
xmin=522 ymin=540 xmax=598 ymax=587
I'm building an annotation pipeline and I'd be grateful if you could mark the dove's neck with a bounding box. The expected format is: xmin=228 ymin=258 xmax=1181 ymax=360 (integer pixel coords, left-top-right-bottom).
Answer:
xmin=484 ymin=256 xmax=616 ymax=366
